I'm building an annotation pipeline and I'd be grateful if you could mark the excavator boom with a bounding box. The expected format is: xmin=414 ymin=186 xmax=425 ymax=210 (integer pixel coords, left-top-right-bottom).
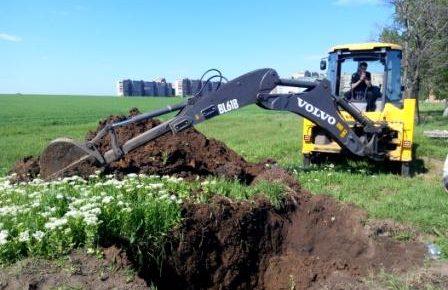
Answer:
xmin=40 ymin=68 xmax=390 ymax=179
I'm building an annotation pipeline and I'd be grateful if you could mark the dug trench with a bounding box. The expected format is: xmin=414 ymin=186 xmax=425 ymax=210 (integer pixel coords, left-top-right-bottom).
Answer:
xmin=10 ymin=109 xmax=426 ymax=289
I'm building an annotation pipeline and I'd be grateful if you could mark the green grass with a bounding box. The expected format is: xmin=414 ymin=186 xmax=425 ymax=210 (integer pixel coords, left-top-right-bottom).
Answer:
xmin=0 ymin=94 xmax=447 ymax=257
xmin=0 ymin=94 xmax=183 ymax=174
xmin=414 ymin=102 xmax=448 ymax=159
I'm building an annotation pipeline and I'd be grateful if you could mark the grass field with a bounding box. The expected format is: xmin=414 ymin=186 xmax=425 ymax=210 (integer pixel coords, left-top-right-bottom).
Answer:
xmin=1 ymin=94 xmax=448 ymax=257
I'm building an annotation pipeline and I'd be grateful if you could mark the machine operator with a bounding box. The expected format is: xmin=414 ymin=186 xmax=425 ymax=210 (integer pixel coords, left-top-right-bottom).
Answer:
xmin=346 ymin=62 xmax=378 ymax=112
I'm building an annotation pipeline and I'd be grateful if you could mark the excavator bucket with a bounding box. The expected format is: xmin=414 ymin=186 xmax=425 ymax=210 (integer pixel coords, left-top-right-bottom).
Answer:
xmin=39 ymin=138 xmax=99 ymax=180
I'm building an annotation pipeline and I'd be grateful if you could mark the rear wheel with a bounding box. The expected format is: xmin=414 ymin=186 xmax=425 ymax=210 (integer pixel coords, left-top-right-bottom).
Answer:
xmin=303 ymin=154 xmax=311 ymax=168
xmin=401 ymin=161 xmax=411 ymax=177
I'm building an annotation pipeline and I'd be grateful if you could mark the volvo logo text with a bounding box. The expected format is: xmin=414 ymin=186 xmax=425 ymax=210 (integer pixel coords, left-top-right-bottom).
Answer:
xmin=297 ymin=97 xmax=336 ymax=125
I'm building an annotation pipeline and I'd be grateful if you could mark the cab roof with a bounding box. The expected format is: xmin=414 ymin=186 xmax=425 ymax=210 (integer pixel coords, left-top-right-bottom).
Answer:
xmin=329 ymin=42 xmax=402 ymax=52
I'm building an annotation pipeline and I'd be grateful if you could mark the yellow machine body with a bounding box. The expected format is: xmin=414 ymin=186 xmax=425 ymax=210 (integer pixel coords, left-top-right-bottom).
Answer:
xmin=301 ymin=42 xmax=416 ymax=164
xmin=302 ymin=99 xmax=416 ymax=162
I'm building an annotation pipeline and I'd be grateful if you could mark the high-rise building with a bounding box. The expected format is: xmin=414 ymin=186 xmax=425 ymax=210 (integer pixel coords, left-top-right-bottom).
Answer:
xmin=131 ymin=80 xmax=144 ymax=96
xmin=143 ymin=81 xmax=156 ymax=96
xmin=116 ymin=78 xmax=174 ymax=97
xmin=117 ymin=80 xmax=132 ymax=96
xmin=173 ymin=78 xmax=221 ymax=97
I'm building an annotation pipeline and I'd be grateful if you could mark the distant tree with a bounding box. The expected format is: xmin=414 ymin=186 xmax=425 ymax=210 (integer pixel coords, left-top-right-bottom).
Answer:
xmin=379 ymin=26 xmax=403 ymax=44
xmin=380 ymin=0 xmax=448 ymax=119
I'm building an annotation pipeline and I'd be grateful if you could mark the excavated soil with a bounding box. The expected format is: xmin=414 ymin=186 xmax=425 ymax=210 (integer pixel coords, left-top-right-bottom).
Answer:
xmin=9 ymin=109 xmax=428 ymax=289
xmin=11 ymin=109 xmax=266 ymax=183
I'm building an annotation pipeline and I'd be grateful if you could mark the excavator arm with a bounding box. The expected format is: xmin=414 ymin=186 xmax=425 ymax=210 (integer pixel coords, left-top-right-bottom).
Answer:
xmin=39 ymin=68 xmax=389 ymax=179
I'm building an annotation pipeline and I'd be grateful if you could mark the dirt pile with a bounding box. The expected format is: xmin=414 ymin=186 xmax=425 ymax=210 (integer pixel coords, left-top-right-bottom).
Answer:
xmin=87 ymin=109 xmax=267 ymax=182
xmin=11 ymin=109 xmax=267 ymax=183
xmin=263 ymin=195 xmax=425 ymax=289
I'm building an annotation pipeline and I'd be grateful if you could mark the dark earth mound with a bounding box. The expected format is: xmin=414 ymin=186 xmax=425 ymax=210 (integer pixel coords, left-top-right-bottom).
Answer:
xmin=11 ymin=109 xmax=267 ymax=183
xmin=87 ymin=110 xmax=267 ymax=183
xmin=263 ymin=195 xmax=425 ymax=290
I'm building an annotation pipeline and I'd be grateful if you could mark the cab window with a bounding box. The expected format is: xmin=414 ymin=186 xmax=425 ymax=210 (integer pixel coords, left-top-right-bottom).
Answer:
xmin=338 ymin=59 xmax=385 ymax=98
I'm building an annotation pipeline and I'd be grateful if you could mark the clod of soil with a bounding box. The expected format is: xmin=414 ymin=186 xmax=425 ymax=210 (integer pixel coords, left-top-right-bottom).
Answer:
xmin=10 ymin=156 xmax=40 ymax=182
xmin=11 ymin=109 xmax=267 ymax=183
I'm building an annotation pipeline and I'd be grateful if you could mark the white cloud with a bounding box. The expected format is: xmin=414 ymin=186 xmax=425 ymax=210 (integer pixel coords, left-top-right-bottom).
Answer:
xmin=0 ymin=33 xmax=22 ymax=42
xmin=333 ymin=0 xmax=381 ymax=6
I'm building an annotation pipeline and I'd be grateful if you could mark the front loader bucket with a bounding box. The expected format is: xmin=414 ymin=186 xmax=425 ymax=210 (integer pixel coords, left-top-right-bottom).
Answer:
xmin=39 ymin=138 xmax=99 ymax=180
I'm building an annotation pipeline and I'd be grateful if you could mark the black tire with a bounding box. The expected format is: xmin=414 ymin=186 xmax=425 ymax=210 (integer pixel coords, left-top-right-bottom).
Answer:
xmin=401 ymin=162 xmax=411 ymax=177
xmin=303 ymin=154 xmax=311 ymax=168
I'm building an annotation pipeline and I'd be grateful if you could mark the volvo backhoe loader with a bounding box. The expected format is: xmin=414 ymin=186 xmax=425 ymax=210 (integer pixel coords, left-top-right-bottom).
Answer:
xmin=302 ymin=43 xmax=415 ymax=176
xmin=39 ymin=62 xmax=412 ymax=180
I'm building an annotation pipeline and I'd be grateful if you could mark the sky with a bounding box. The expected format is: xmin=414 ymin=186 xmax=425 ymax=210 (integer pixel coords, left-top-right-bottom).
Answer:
xmin=0 ymin=0 xmax=394 ymax=95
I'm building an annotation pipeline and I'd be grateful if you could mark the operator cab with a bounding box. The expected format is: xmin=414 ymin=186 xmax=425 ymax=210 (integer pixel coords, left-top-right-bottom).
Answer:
xmin=321 ymin=42 xmax=403 ymax=112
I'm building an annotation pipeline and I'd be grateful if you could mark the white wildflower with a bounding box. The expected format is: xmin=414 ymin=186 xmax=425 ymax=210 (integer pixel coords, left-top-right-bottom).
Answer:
xmin=18 ymin=230 xmax=30 ymax=242
xmin=102 ymin=196 xmax=113 ymax=204
xmin=0 ymin=230 xmax=9 ymax=245
xmin=32 ymin=231 xmax=45 ymax=241
xmin=40 ymin=211 xmax=51 ymax=218
xmin=44 ymin=217 xmax=68 ymax=230
xmin=84 ymin=214 xmax=99 ymax=226
xmin=147 ymin=183 xmax=163 ymax=189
